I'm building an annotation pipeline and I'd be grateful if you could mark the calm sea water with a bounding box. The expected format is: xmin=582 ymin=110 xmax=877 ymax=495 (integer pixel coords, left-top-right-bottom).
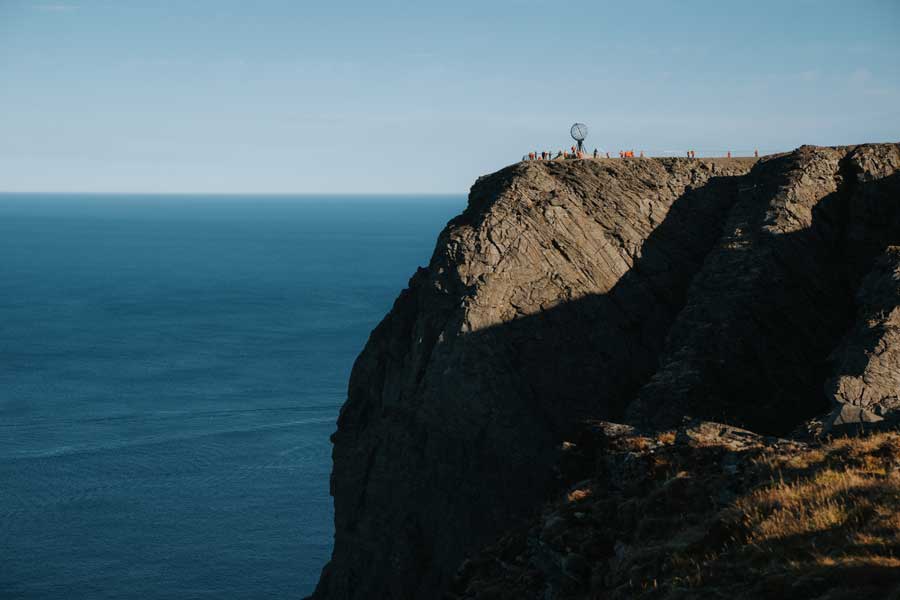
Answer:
xmin=0 ymin=193 xmax=464 ymax=599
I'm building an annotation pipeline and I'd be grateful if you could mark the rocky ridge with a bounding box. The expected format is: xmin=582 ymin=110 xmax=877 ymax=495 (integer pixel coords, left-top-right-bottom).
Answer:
xmin=312 ymin=144 xmax=900 ymax=599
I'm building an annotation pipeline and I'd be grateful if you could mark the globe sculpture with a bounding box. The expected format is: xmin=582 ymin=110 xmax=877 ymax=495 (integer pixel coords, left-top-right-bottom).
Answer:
xmin=570 ymin=122 xmax=588 ymax=153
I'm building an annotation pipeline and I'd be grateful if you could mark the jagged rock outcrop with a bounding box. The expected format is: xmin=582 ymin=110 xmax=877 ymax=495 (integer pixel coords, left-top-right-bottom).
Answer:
xmin=823 ymin=246 xmax=900 ymax=430
xmin=312 ymin=145 xmax=900 ymax=599
xmin=627 ymin=144 xmax=900 ymax=433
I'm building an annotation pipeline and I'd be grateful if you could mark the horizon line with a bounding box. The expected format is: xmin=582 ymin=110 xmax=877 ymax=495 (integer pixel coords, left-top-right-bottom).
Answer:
xmin=0 ymin=191 xmax=468 ymax=197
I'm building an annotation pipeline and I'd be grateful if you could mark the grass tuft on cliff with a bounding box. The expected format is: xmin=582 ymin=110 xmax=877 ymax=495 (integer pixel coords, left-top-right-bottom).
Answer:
xmin=450 ymin=426 xmax=900 ymax=600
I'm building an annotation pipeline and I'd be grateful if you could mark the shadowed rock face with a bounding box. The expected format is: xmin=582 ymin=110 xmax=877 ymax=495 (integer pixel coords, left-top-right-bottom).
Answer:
xmin=312 ymin=145 xmax=900 ymax=600
xmin=823 ymin=246 xmax=900 ymax=428
xmin=627 ymin=144 xmax=900 ymax=433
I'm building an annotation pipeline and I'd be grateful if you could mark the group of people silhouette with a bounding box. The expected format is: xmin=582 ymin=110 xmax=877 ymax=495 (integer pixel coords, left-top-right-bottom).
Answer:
xmin=521 ymin=147 xmax=642 ymax=161
xmin=522 ymin=148 xmax=761 ymax=161
xmin=523 ymin=146 xmax=590 ymax=161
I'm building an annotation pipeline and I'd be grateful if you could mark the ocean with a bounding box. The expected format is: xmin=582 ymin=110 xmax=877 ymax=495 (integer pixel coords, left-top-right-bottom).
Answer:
xmin=0 ymin=193 xmax=464 ymax=599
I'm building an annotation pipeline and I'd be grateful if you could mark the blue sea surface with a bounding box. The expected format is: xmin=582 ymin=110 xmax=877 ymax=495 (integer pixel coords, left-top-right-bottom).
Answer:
xmin=0 ymin=193 xmax=464 ymax=599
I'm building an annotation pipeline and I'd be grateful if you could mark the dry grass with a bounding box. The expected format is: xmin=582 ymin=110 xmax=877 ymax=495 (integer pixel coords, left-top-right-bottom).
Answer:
xmin=452 ymin=430 xmax=900 ymax=599
xmin=738 ymin=469 xmax=885 ymax=542
xmin=692 ymin=432 xmax=900 ymax=597
xmin=622 ymin=431 xmax=900 ymax=597
xmin=656 ymin=431 xmax=677 ymax=445
xmin=566 ymin=488 xmax=591 ymax=503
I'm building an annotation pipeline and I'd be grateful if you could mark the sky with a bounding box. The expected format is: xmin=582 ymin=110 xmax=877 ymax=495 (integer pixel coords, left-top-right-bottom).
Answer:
xmin=1 ymin=0 xmax=899 ymax=194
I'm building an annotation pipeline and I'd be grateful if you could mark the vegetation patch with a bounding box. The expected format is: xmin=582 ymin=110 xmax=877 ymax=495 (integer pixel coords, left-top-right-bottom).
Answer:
xmin=450 ymin=425 xmax=900 ymax=600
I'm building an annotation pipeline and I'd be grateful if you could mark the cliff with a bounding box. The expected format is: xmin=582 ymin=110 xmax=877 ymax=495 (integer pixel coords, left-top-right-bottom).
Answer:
xmin=311 ymin=145 xmax=900 ymax=599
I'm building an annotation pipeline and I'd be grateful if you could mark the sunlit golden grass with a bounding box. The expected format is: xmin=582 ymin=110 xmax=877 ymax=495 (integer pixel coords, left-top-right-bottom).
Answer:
xmin=696 ymin=432 xmax=900 ymax=595
xmin=626 ymin=431 xmax=900 ymax=596
xmin=453 ymin=430 xmax=900 ymax=599
xmin=566 ymin=488 xmax=591 ymax=503
xmin=737 ymin=469 xmax=886 ymax=542
xmin=657 ymin=431 xmax=677 ymax=445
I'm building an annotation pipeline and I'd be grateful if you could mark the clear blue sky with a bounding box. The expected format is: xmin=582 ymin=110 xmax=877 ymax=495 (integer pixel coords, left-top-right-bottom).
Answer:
xmin=2 ymin=0 xmax=899 ymax=193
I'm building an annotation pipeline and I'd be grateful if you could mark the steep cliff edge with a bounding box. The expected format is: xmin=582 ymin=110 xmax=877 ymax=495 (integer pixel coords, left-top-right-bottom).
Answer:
xmin=312 ymin=145 xmax=900 ymax=599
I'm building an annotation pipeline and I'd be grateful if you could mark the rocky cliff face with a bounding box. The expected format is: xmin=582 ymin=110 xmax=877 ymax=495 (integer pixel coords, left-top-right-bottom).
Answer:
xmin=312 ymin=145 xmax=900 ymax=600
xmin=823 ymin=247 xmax=900 ymax=428
xmin=628 ymin=144 xmax=900 ymax=433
